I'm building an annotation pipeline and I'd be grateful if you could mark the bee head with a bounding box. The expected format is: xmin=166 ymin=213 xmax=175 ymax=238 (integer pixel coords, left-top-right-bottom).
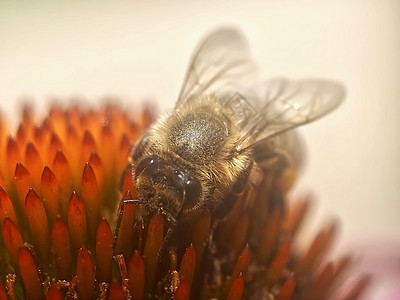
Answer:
xmin=134 ymin=155 xmax=202 ymax=218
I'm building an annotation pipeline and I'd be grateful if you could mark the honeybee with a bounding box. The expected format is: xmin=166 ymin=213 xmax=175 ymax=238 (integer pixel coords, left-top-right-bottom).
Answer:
xmin=114 ymin=28 xmax=345 ymax=255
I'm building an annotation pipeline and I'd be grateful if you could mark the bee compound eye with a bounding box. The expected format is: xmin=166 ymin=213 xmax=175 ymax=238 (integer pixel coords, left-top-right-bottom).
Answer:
xmin=182 ymin=176 xmax=202 ymax=210
xmin=170 ymin=169 xmax=202 ymax=210
xmin=135 ymin=155 xmax=165 ymax=179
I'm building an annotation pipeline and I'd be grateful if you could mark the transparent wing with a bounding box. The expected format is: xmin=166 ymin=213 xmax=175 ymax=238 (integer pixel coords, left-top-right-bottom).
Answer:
xmin=236 ymin=78 xmax=345 ymax=153
xmin=176 ymin=27 xmax=256 ymax=108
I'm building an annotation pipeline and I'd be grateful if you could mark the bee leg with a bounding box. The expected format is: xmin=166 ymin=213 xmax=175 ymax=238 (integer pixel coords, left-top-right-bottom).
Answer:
xmin=156 ymin=213 xmax=177 ymax=263
xmin=113 ymin=199 xmax=145 ymax=250
xmin=206 ymin=219 xmax=219 ymax=250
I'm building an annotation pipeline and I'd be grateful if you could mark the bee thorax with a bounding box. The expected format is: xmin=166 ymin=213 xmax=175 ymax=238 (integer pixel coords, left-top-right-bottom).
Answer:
xmin=168 ymin=112 xmax=226 ymax=164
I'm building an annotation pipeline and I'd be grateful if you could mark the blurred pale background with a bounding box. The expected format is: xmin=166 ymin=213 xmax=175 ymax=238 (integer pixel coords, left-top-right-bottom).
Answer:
xmin=0 ymin=1 xmax=399 ymax=299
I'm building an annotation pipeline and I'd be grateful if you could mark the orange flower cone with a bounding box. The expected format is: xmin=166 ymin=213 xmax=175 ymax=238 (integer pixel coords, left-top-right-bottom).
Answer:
xmin=0 ymin=103 xmax=369 ymax=299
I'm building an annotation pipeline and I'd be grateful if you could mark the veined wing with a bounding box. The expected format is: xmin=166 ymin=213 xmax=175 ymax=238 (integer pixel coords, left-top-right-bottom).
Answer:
xmin=236 ymin=78 xmax=345 ymax=153
xmin=176 ymin=28 xmax=256 ymax=108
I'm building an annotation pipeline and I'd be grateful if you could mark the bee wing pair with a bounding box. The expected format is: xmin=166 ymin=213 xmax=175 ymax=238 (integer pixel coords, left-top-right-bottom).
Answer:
xmin=176 ymin=28 xmax=345 ymax=154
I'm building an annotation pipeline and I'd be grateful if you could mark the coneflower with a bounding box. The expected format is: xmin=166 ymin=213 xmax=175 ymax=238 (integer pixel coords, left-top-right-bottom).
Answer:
xmin=0 ymin=103 xmax=369 ymax=300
